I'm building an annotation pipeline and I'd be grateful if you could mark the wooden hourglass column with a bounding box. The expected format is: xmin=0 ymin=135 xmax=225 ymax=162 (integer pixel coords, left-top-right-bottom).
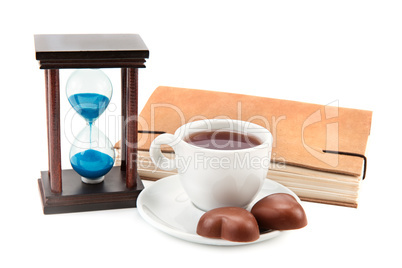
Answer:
xmin=120 ymin=68 xmax=127 ymax=172
xmin=121 ymin=68 xmax=139 ymax=189
xmin=126 ymin=68 xmax=139 ymax=189
xmin=45 ymin=69 xmax=62 ymax=193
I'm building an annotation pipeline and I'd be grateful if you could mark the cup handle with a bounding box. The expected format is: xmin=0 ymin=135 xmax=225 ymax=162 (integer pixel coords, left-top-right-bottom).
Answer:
xmin=150 ymin=134 xmax=177 ymax=171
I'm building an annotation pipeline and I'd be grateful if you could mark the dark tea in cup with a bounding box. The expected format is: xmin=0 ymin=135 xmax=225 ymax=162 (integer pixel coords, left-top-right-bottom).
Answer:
xmin=184 ymin=130 xmax=262 ymax=150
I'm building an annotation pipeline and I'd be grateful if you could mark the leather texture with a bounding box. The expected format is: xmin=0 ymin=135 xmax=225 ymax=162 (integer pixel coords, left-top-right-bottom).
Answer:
xmin=136 ymin=86 xmax=372 ymax=176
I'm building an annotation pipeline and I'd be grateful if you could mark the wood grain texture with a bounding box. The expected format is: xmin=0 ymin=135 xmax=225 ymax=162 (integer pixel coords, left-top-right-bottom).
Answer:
xmin=38 ymin=167 xmax=144 ymax=214
xmin=45 ymin=69 xmax=62 ymax=193
xmin=34 ymin=34 xmax=149 ymax=69
xmin=125 ymin=68 xmax=138 ymax=188
xmin=120 ymin=68 xmax=127 ymax=171
xmin=39 ymin=60 xmax=146 ymax=69
xmin=35 ymin=34 xmax=149 ymax=59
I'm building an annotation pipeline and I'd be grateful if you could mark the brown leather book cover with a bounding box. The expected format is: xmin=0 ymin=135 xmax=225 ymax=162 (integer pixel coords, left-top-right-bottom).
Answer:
xmin=136 ymin=86 xmax=372 ymax=177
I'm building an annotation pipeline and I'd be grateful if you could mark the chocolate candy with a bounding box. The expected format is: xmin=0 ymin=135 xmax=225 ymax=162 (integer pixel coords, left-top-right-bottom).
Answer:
xmin=251 ymin=193 xmax=307 ymax=231
xmin=196 ymin=207 xmax=260 ymax=242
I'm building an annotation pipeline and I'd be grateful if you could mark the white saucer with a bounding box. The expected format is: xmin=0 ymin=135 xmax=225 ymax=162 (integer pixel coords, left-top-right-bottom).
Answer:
xmin=137 ymin=175 xmax=301 ymax=246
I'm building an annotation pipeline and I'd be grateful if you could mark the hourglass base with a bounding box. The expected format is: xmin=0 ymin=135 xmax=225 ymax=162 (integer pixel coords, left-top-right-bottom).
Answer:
xmin=37 ymin=166 xmax=144 ymax=214
xmin=81 ymin=176 xmax=105 ymax=184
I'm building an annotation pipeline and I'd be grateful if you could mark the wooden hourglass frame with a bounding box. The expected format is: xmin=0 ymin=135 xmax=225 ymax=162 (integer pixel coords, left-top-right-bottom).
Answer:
xmin=35 ymin=34 xmax=148 ymax=214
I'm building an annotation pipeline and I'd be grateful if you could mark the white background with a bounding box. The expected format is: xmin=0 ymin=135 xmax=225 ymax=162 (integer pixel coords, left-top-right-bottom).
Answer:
xmin=1 ymin=1 xmax=401 ymax=267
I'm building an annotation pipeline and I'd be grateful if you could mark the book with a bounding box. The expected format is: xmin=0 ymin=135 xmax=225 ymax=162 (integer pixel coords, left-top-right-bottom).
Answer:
xmin=115 ymin=86 xmax=372 ymax=208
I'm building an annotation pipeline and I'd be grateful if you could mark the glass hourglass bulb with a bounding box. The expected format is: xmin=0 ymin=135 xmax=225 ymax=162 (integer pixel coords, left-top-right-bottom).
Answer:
xmin=66 ymin=69 xmax=112 ymax=124
xmin=66 ymin=69 xmax=115 ymax=184
xmin=69 ymin=125 xmax=115 ymax=184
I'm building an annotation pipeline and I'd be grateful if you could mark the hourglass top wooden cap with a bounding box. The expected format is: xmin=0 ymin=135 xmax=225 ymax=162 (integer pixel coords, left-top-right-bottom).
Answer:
xmin=34 ymin=34 xmax=149 ymax=69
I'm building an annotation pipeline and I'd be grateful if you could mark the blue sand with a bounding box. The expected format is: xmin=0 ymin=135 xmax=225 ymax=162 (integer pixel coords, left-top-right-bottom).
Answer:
xmin=70 ymin=149 xmax=114 ymax=179
xmin=68 ymin=93 xmax=110 ymax=123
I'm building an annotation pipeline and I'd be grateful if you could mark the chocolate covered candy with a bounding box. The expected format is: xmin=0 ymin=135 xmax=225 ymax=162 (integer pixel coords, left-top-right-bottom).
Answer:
xmin=197 ymin=207 xmax=260 ymax=242
xmin=251 ymin=193 xmax=307 ymax=231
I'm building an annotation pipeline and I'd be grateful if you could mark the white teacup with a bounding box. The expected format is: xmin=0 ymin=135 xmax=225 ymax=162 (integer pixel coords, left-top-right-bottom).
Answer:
xmin=150 ymin=119 xmax=273 ymax=211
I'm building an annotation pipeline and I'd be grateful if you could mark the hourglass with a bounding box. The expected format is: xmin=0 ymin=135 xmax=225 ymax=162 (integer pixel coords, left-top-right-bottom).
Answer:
xmin=66 ymin=69 xmax=115 ymax=184
xmin=35 ymin=34 xmax=148 ymax=214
